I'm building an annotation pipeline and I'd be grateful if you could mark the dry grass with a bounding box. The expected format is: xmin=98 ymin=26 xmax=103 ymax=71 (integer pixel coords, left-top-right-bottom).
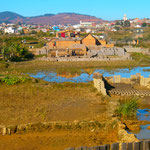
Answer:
xmin=0 ymin=81 xmax=107 ymax=126
xmin=0 ymin=59 xmax=148 ymax=75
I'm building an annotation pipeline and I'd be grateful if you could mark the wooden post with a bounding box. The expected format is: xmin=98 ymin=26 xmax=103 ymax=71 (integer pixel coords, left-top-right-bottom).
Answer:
xmin=81 ymin=147 xmax=87 ymax=150
xmin=128 ymin=143 xmax=133 ymax=150
xmin=99 ymin=145 xmax=106 ymax=150
xmin=144 ymin=140 xmax=150 ymax=150
xmin=122 ymin=143 xmax=127 ymax=150
xmin=75 ymin=147 xmax=82 ymax=150
xmin=134 ymin=142 xmax=140 ymax=150
xmin=105 ymin=144 xmax=110 ymax=150
xmin=139 ymin=141 xmax=143 ymax=150
xmin=111 ymin=143 xmax=119 ymax=150
xmin=91 ymin=146 xmax=100 ymax=150
xmin=65 ymin=148 xmax=75 ymax=150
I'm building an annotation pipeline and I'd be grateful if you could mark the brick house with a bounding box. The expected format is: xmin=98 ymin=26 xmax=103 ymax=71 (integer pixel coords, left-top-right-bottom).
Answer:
xmin=46 ymin=33 xmax=114 ymax=57
xmin=81 ymin=33 xmax=101 ymax=47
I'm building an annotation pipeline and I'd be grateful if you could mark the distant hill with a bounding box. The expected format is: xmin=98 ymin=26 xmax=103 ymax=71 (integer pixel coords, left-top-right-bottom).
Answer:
xmin=0 ymin=11 xmax=107 ymax=25
xmin=0 ymin=11 xmax=25 ymax=23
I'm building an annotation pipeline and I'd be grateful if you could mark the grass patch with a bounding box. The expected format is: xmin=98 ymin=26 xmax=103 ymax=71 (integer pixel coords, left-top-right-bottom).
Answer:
xmin=1 ymin=75 xmax=30 ymax=85
xmin=116 ymin=98 xmax=138 ymax=118
xmin=131 ymin=53 xmax=150 ymax=65
xmin=0 ymin=58 xmax=148 ymax=76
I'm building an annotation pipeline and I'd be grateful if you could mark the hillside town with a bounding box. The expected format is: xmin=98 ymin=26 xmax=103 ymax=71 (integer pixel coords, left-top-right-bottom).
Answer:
xmin=0 ymin=14 xmax=150 ymax=62
xmin=0 ymin=14 xmax=150 ymax=35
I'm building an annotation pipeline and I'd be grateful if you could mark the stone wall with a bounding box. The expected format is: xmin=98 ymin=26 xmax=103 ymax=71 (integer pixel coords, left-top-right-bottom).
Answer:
xmin=93 ymin=73 xmax=107 ymax=96
xmin=38 ymin=56 xmax=132 ymax=62
xmin=113 ymin=73 xmax=150 ymax=89
xmin=29 ymin=47 xmax=50 ymax=55
xmin=88 ymin=47 xmax=131 ymax=60
xmin=123 ymin=46 xmax=149 ymax=54
xmin=140 ymin=76 xmax=150 ymax=88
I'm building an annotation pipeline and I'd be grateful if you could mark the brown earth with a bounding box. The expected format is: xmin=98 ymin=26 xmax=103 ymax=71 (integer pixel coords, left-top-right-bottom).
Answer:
xmin=0 ymin=60 xmax=144 ymax=150
xmin=0 ymin=128 xmax=118 ymax=150
xmin=0 ymin=80 xmax=119 ymax=150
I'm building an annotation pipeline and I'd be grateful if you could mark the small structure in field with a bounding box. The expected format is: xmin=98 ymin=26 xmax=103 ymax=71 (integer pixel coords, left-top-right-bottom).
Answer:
xmin=93 ymin=72 xmax=107 ymax=96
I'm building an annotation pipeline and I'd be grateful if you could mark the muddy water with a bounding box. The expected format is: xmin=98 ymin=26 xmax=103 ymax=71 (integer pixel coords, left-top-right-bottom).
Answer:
xmin=128 ymin=109 xmax=150 ymax=139
xmin=29 ymin=66 xmax=150 ymax=83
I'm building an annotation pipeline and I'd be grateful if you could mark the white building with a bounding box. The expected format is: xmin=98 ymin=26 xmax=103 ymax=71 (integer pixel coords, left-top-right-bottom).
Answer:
xmin=4 ymin=27 xmax=16 ymax=34
xmin=123 ymin=14 xmax=128 ymax=21
xmin=80 ymin=21 xmax=94 ymax=27
xmin=73 ymin=24 xmax=80 ymax=29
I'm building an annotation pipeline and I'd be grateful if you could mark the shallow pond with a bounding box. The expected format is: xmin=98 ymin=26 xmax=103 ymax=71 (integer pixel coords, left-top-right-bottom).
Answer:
xmin=128 ymin=109 xmax=150 ymax=140
xmin=29 ymin=66 xmax=150 ymax=83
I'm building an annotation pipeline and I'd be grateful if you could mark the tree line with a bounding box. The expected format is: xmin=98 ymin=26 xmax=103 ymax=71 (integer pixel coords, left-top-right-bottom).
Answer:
xmin=0 ymin=36 xmax=34 ymax=61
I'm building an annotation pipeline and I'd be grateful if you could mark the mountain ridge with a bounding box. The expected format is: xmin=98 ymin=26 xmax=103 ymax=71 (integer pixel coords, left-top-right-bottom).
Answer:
xmin=0 ymin=11 xmax=107 ymax=25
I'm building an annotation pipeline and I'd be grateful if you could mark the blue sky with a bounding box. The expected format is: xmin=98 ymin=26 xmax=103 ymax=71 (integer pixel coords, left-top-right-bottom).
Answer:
xmin=0 ymin=0 xmax=149 ymax=20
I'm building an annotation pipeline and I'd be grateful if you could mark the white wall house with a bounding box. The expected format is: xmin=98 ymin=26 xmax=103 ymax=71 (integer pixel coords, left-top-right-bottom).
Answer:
xmin=4 ymin=27 xmax=16 ymax=34
xmin=80 ymin=21 xmax=94 ymax=27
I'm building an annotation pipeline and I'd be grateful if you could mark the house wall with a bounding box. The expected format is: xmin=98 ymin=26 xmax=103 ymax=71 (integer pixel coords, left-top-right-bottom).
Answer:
xmin=82 ymin=34 xmax=96 ymax=47
xmin=99 ymin=40 xmax=106 ymax=46
xmin=47 ymin=39 xmax=56 ymax=49
xmin=105 ymin=44 xmax=114 ymax=48
xmin=56 ymin=40 xmax=81 ymax=49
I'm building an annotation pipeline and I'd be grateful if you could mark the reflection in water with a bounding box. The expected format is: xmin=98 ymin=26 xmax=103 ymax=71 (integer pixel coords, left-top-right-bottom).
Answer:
xmin=29 ymin=66 xmax=150 ymax=83
xmin=137 ymin=109 xmax=150 ymax=121
xmin=130 ymin=124 xmax=150 ymax=140
xmin=128 ymin=109 xmax=150 ymax=139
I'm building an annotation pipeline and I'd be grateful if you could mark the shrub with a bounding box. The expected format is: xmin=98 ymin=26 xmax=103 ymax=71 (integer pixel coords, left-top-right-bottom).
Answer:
xmin=2 ymin=76 xmax=29 ymax=85
xmin=116 ymin=99 xmax=138 ymax=118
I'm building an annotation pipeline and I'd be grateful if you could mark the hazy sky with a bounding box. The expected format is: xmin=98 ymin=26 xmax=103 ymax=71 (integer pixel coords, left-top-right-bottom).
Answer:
xmin=0 ymin=0 xmax=149 ymax=20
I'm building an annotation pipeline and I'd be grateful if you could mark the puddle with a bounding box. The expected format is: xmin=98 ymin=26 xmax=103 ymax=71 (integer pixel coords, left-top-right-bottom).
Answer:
xmin=137 ymin=109 xmax=150 ymax=121
xmin=128 ymin=124 xmax=150 ymax=140
xmin=128 ymin=109 xmax=150 ymax=139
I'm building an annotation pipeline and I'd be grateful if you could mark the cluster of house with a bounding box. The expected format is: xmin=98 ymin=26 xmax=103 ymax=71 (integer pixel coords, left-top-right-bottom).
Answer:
xmin=0 ymin=23 xmax=58 ymax=34
xmin=45 ymin=32 xmax=114 ymax=57
xmin=0 ymin=14 xmax=149 ymax=35
xmin=30 ymin=31 xmax=132 ymax=61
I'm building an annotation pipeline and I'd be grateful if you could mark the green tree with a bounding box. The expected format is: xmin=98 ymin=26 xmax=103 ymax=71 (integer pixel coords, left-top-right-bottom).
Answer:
xmin=1 ymin=42 xmax=31 ymax=61
xmin=142 ymin=23 xmax=147 ymax=27
xmin=124 ymin=20 xmax=131 ymax=27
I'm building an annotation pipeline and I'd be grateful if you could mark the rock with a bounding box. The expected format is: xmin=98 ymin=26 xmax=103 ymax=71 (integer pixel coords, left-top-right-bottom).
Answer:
xmin=7 ymin=128 xmax=11 ymax=135
xmin=2 ymin=128 xmax=7 ymax=135
xmin=7 ymin=125 xmax=17 ymax=134
xmin=124 ymin=120 xmax=141 ymax=131
xmin=147 ymin=126 xmax=150 ymax=130
xmin=17 ymin=124 xmax=27 ymax=133
xmin=118 ymin=128 xmax=138 ymax=143
xmin=32 ymin=78 xmax=38 ymax=83
xmin=127 ymin=124 xmax=140 ymax=131
xmin=118 ymin=123 xmax=126 ymax=129
xmin=0 ymin=125 xmax=5 ymax=135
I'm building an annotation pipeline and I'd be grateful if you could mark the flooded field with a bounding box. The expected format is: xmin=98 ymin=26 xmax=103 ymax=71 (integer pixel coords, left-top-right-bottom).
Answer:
xmin=29 ymin=66 xmax=150 ymax=83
